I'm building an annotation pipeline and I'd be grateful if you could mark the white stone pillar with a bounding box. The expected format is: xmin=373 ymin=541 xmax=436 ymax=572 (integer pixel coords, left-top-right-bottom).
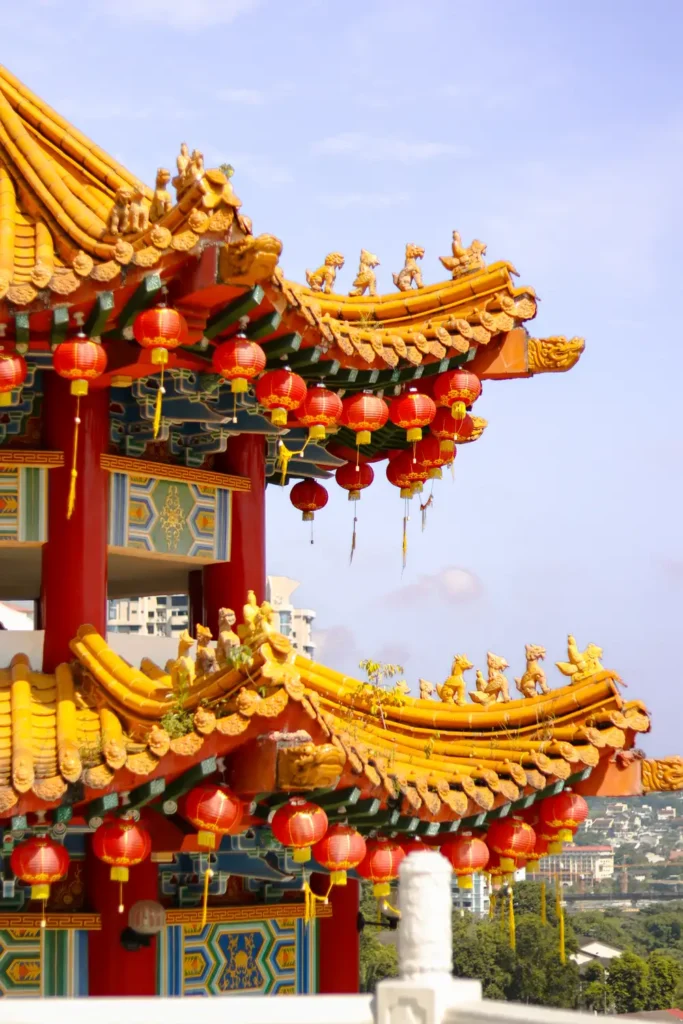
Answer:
xmin=375 ymin=851 xmax=481 ymax=1024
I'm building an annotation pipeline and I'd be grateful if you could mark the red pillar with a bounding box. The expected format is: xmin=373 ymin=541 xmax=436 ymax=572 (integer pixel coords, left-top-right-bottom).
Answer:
xmin=41 ymin=375 xmax=110 ymax=671
xmin=188 ymin=569 xmax=204 ymax=632
xmin=203 ymin=433 xmax=266 ymax=636
xmin=86 ymin=843 xmax=159 ymax=996
xmin=313 ymin=875 xmax=360 ymax=994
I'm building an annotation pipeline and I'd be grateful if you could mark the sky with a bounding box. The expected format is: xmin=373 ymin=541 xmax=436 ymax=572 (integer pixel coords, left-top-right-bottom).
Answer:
xmin=4 ymin=0 xmax=683 ymax=756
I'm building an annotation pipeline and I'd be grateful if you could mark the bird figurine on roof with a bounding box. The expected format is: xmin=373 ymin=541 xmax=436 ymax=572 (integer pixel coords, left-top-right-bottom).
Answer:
xmin=439 ymin=231 xmax=487 ymax=279
xmin=556 ymin=635 xmax=604 ymax=684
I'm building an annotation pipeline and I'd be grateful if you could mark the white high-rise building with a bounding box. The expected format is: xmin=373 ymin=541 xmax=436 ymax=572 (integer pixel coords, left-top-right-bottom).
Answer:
xmin=107 ymin=595 xmax=189 ymax=637
xmin=266 ymin=576 xmax=316 ymax=658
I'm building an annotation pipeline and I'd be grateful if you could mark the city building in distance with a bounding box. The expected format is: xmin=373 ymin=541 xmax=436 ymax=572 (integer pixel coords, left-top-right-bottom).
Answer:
xmin=266 ymin=576 xmax=316 ymax=658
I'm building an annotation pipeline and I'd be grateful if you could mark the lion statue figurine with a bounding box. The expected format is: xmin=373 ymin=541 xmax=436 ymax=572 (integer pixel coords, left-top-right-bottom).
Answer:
xmin=306 ymin=252 xmax=345 ymax=293
xmin=515 ymin=644 xmax=549 ymax=698
xmin=392 ymin=244 xmax=425 ymax=291
xmin=349 ymin=249 xmax=380 ymax=297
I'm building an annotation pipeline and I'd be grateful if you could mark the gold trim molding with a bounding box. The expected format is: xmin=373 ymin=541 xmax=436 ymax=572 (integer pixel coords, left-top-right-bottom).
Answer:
xmin=100 ymin=453 xmax=250 ymax=491
xmin=0 ymin=912 xmax=101 ymax=930
xmin=0 ymin=450 xmax=64 ymax=468
xmin=641 ymin=756 xmax=683 ymax=792
xmin=166 ymin=902 xmax=333 ymax=925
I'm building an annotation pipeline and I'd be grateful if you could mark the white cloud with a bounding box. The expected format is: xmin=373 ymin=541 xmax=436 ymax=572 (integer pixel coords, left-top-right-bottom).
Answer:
xmin=311 ymin=133 xmax=471 ymax=165
xmin=218 ymin=88 xmax=266 ymax=106
xmin=316 ymin=191 xmax=410 ymax=210
xmin=387 ymin=567 xmax=483 ymax=607
xmin=109 ymin=0 xmax=260 ymax=29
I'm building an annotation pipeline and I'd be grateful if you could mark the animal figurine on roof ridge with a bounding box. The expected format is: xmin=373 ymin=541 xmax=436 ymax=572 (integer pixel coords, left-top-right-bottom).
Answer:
xmin=150 ymin=168 xmax=172 ymax=223
xmin=195 ymin=623 xmax=218 ymax=677
xmin=237 ymin=590 xmax=259 ymax=640
xmin=516 ymin=644 xmax=549 ymax=698
xmin=169 ymin=629 xmax=195 ymax=693
xmin=439 ymin=231 xmax=487 ymax=279
xmin=306 ymin=253 xmax=345 ymax=293
xmin=435 ymin=654 xmax=474 ymax=705
xmin=349 ymin=249 xmax=380 ymax=297
xmin=393 ymin=244 xmax=425 ymax=291
xmin=217 ymin=608 xmax=240 ymax=667
xmin=556 ymin=635 xmax=604 ymax=683
xmin=470 ymin=652 xmax=511 ymax=705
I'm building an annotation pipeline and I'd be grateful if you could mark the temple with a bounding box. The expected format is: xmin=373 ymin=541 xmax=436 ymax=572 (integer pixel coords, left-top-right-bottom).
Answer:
xmin=0 ymin=65 xmax=679 ymax=1000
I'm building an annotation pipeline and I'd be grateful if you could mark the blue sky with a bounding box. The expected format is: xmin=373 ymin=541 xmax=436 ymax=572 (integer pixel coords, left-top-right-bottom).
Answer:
xmin=5 ymin=0 xmax=683 ymax=755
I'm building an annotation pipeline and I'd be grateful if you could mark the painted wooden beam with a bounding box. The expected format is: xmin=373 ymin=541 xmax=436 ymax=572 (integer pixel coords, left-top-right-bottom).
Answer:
xmin=157 ymin=757 xmax=217 ymax=815
xmin=50 ymin=307 xmax=70 ymax=349
xmin=12 ymin=313 xmax=30 ymax=350
xmin=85 ymin=291 xmax=115 ymax=338
xmin=83 ymin=792 xmax=119 ymax=827
xmin=263 ymin=333 xmax=302 ymax=361
xmin=114 ymin=272 xmax=163 ymax=333
xmin=204 ymin=286 xmax=265 ymax=340
xmin=116 ymin=776 xmax=166 ymax=814
xmin=246 ymin=310 xmax=281 ymax=341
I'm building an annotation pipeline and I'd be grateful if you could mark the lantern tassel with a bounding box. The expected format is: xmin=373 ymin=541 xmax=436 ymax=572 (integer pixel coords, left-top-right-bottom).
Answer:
xmin=66 ymin=396 xmax=81 ymax=520
xmin=420 ymin=487 xmax=434 ymax=531
xmin=277 ymin=439 xmax=308 ymax=485
xmin=41 ymin=899 xmax=47 ymax=930
xmin=302 ymin=879 xmax=332 ymax=924
xmin=153 ymin=367 xmax=164 ymax=439
xmin=556 ymin=877 xmax=566 ymax=964
xmin=508 ymin=888 xmax=516 ymax=951
xmin=489 ymin=888 xmax=496 ymax=919
xmin=350 ymin=509 xmax=357 ymax=564
xmin=118 ymin=881 xmax=124 ymax=914
xmin=540 ymin=880 xmax=547 ymax=925
xmin=201 ymin=865 xmax=213 ymax=928
xmin=402 ymin=498 xmax=409 ymax=571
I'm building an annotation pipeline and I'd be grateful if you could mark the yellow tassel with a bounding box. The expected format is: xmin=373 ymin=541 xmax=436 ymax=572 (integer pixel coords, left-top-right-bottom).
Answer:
xmin=508 ymin=889 xmax=516 ymax=951
xmin=40 ymin=899 xmax=47 ymax=930
xmin=277 ymin=438 xmax=308 ymax=485
xmin=303 ymin=879 xmax=331 ymax=924
xmin=153 ymin=366 xmax=164 ymax=439
xmin=201 ymin=865 xmax=213 ymax=928
xmin=540 ymin=880 xmax=547 ymax=925
xmin=556 ymin=877 xmax=566 ymax=964
xmin=402 ymin=498 xmax=409 ymax=570
xmin=350 ymin=510 xmax=357 ymax=564
xmin=66 ymin=395 xmax=81 ymax=520
xmin=489 ymin=886 xmax=496 ymax=919
xmin=118 ymin=881 xmax=124 ymax=915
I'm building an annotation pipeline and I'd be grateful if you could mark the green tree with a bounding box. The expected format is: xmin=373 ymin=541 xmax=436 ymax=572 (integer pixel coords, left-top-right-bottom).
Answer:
xmin=581 ymin=962 xmax=610 ymax=1014
xmin=607 ymin=951 xmax=650 ymax=1014
xmin=646 ymin=952 xmax=682 ymax=1011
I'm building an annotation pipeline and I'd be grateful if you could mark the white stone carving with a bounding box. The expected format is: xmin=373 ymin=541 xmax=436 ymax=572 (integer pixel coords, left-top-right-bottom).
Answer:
xmin=375 ymin=851 xmax=481 ymax=1024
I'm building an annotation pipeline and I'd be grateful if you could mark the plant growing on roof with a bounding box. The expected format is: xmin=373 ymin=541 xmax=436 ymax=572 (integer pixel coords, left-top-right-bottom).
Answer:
xmin=355 ymin=660 xmax=409 ymax=726
xmin=160 ymin=678 xmax=195 ymax=739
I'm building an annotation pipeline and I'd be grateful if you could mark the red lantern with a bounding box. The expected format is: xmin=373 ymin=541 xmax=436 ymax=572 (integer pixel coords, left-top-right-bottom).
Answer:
xmin=271 ymin=798 xmax=328 ymax=863
xmin=53 ymin=333 xmax=108 ymax=518
xmin=539 ymin=790 xmax=588 ymax=846
xmin=255 ymin=368 xmax=306 ymax=426
xmin=335 ymin=461 xmax=374 ymax=501
xmin=92 ymin=819 xmax=151 ymax=912
xmin=185 ymin=783 xmax=244 ymax=850
xmin=431 ymin=408 xmax=473 ymax=455
xmin=433 ymin=369 xmax=482 ymax=420
xmin=299 ymin=384 xmax=343 ymax=441
xmin=389 ymin=388 xmax=436 ymax=443
xmin=340 ymin=392 xmax=389 ymax=446
xmin=357 ymin=837 xmax=405 ymax=897
xmin=11 ymin=835 xmax=70 ymax=923
xmin=486 ymin=816 xmax=536 ymax=873
xmin=326 ymin=441 xmax=387 ymax=464
xmin=415 ymin=434 xmax=451 ymax=480
xmin=133 ymin=305 xmax=187 ymax=366
xmin=53 ymin=334 xmax=107 ymax=397
xmin=312 ymin=824 xmax=366 ymax=885
xmin=441 ymin=831 xmax=490 ymax=889
xmin=486 ymin=850 xmax=507 ymax=887
xmin=398 ymin=836 xmax=433 ymax=855
xmin=386 ymin=452 xmax=414 ymax=498
xmin=213 ymin=331 xmax=266 ymax=395
xmin=290 ymin=479 xmax=328 ymax=522
xmin=0 ymin=353 xmax=27 ymax=406
xmin=391 ymin=449 xmax=428 ymax=494
xmin=525 ymin=834 xmax=551 ymax=874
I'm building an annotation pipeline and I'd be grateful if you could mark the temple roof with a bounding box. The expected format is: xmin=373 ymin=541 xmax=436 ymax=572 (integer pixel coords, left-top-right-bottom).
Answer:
xmin=0 ymin=66 xmax=582 ymax=390
xmin=0 ymin=622 xmax=664 ymax=831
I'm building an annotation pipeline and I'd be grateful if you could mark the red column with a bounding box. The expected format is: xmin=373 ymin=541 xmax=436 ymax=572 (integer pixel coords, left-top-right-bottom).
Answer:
xmin=314 ymin=876 xmax=360 ymax=994
xmin=188 ymin=569 xmax=204 ymax=632
xmin=203 ymin=433 xmax=266 ymax=637
xmin=41 ymin=374 xmax=109 ymax=672
xmin=86 ymin=843 xmax=158 ymax=996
